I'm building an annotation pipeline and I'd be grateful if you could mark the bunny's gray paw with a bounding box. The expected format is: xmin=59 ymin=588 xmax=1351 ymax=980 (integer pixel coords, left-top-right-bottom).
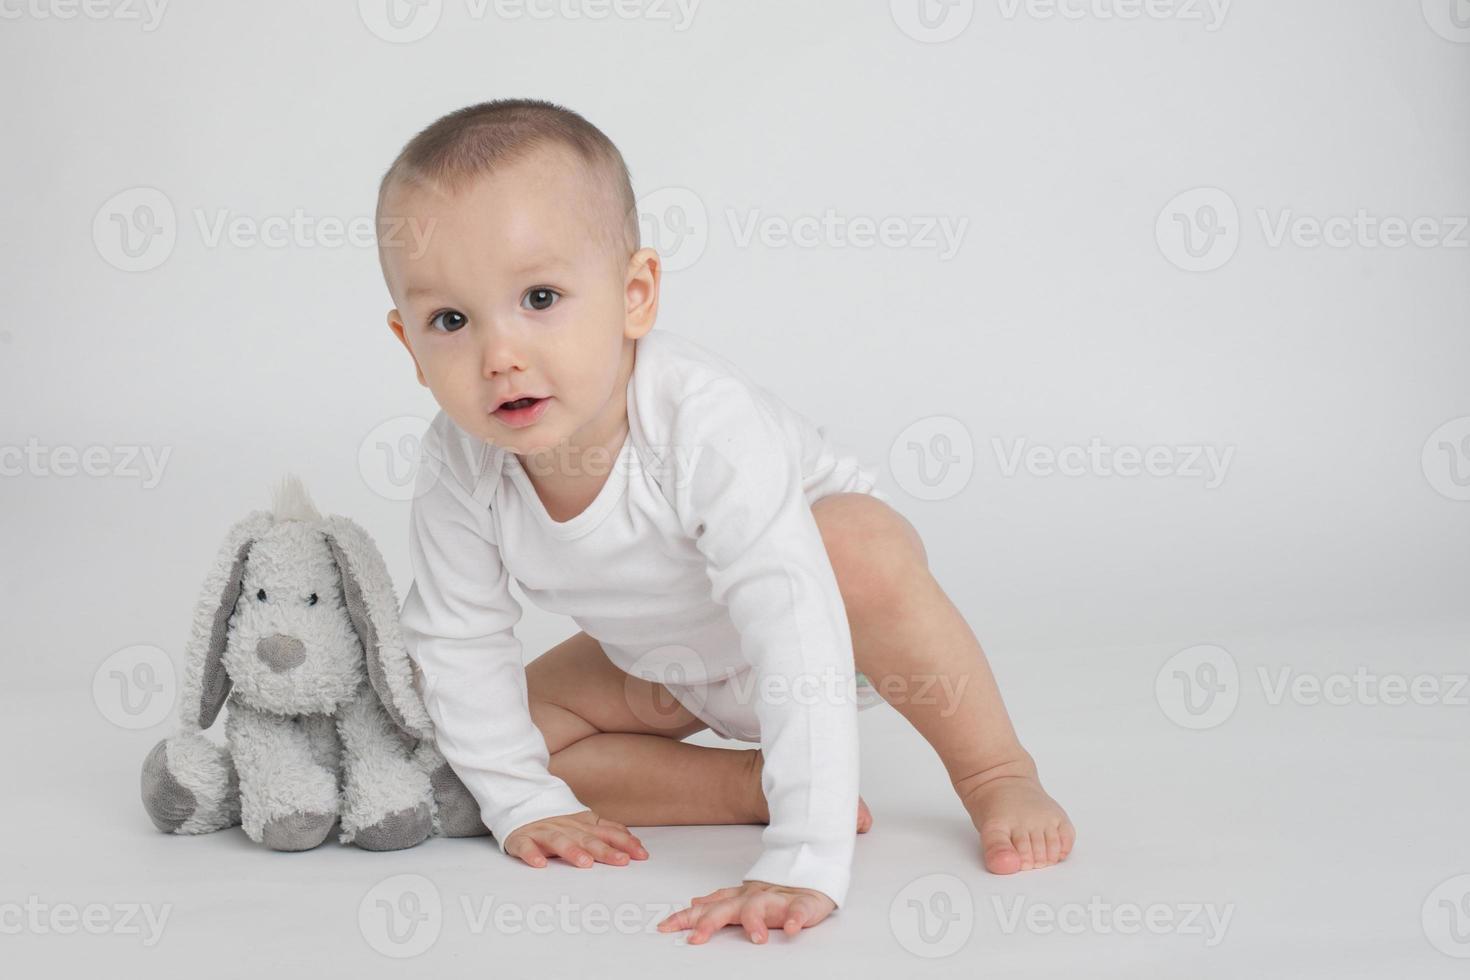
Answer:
xmin=141 ymin=735 xmax=240 ymax=834
xmin=142 ymin=739 xmax=197 ymax=832
xmin=430 ymin=763 xmax=490 ymax=837
xmin=353 ymin=803 xmax=432 ymax=851
xmin=261 ymin=810 xmax=337 ymax=851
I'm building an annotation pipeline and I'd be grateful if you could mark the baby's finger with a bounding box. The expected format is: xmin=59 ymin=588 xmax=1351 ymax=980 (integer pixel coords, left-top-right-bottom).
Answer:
xmin=688 ymin=901 xmax=736 ymax=945
xmin=577 ymin=834 xmax=633 ymax=866
xmin=656 ymin=903 xmax=705 ymax=933
xmin=741 ymin=895 xmax=780 ymax=944
xmin=591 ymin=823 xmax=648 ymax=859
xmin=505 ymin=835 xmax=549 ymax=869
xmin=782 ymin=895 xmax=824 ymax=934
xmin=593 ymin=815 xmax=632 ymax=833
xmin=691 ymin=886 xmax=741 ymax=906
xmin=542 ymin=831 xmax=597 ymax=868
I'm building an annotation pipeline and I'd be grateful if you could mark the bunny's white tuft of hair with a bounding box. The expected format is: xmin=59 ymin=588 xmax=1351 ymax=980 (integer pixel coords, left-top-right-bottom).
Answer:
xmin=270 ymin=473 xmax=323 ymax=523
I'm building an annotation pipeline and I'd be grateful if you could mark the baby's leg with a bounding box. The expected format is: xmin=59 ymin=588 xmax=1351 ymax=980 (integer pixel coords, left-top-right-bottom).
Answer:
xmin=526 ymin=630 xmax=763 ymax=826
xmin=809 ymin=492 xmax=1076 ymax=873
xmin=529 ymin=637 xmax=876 ymax=834
xmin=527 ymin=632 xmax=873 ymax=832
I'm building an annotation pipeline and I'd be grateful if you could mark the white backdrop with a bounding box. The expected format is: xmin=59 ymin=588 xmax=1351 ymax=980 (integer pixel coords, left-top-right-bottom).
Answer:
xmin=2 ymin=2 xmax=1468 ymax=976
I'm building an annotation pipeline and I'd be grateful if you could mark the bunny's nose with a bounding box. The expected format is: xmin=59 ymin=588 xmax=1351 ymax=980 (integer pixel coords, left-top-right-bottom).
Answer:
xmin=256 ymin=634 xmax=306 ymax=672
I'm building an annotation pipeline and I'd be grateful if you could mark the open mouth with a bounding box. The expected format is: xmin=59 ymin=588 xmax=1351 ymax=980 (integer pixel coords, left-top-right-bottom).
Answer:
xmin=493 ymin=396 xmax=550 ymax=427
xmin=500 ymin=397 xmax=540 ymax=410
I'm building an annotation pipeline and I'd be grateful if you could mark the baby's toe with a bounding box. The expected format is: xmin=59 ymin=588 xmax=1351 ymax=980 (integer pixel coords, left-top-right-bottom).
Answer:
xmin=981 ymin=824 xmax=1022 ymax=874
xmin=1059 ymin=820 xmax=1077 ymax=859
xmin=1013 ymin=829 xmax=1037 ymax=871
xmin=1044 ymin=825 xmax=1062 ymax=865
xmin=1029 ymin=829 xmax=1050 ymax=868
xmin=857 ymin=796 xmax=873 ymax=834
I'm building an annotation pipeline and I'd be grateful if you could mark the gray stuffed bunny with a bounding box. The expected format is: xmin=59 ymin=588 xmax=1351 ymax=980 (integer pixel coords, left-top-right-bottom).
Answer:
xmin=141 ymin=475 xmax=489 ymax=851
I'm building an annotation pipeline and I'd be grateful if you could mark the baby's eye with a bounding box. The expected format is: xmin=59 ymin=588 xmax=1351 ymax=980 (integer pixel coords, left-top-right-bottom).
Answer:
xmin=522 ymin=288 xmax=560 ymax=312
xmin=429 ymin=309 xmax=468 ymax=333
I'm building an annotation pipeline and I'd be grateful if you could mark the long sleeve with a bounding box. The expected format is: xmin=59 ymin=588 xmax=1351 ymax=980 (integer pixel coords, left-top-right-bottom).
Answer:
xmin=668 ymin=378 xmax=862 ymax=909
xmin=399 ymin=434 xmax=587 ymax=851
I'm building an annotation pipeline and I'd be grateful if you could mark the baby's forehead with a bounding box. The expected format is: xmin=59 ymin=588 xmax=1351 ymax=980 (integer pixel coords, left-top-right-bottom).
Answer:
xmin=391 ymin=144 xmax=609 ymax=215
xmin=379 ymin=147 xmax=625 ymax=254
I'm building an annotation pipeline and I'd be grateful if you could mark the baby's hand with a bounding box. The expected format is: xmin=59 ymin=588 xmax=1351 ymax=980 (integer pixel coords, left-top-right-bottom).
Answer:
xmin=657 ymin=880 xmax=836 ymax=944
xmin=501 ymin=810 xmax=648 ymax=869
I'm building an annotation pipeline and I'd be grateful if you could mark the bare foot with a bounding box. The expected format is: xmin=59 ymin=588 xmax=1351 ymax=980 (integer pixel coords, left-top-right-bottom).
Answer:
xmin=955 ymin=751 xmax=1075 ymax=873
xmin=749 ymin=750 xmax=873 ymax=833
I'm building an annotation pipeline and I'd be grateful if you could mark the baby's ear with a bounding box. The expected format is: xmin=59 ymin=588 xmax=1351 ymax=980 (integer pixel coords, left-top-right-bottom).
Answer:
xmin=624 ymin=247 xmax=660 ymax=333
xmin=321 ymin=514 xmax=431 ymax=741
xmin=386 ymin=309 xmax=427 ymax=386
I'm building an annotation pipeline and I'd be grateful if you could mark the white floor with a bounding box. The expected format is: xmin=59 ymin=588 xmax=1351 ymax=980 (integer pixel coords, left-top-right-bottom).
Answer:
xmin=7 ymin=617 xmax=1469 ymax=978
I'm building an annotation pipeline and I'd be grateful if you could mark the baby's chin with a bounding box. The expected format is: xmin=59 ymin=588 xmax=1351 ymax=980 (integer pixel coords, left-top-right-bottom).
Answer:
xmin=439 ymin=399 xmax=576 ymax=458
xmin=470 ymin=415 xmax=562 ymax=455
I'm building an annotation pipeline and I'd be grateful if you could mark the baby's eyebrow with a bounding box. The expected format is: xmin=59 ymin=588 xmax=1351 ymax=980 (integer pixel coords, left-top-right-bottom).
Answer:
xmin=402 ymin=259 xmax=572 ymax=300
xmin=509 ymin=256 xmax=571 ymax=275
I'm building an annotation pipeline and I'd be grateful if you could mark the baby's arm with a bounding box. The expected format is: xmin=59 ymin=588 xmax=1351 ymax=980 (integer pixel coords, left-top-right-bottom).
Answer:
xmin=659 ymin=379 xmax=862 ymax=937
xmin=400 ymin=432 xmax=640 ymax=865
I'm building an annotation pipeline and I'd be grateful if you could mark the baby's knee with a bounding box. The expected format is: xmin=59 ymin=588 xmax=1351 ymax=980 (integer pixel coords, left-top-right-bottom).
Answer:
xmin=527 ymin=697 xmax=597 ymax=756
xmin=812 ymin=493 xmax=929 ymax=612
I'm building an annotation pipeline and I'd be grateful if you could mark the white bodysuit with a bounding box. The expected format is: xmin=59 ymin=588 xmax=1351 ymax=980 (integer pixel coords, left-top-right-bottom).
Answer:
xmin=398 ymin=328 xmax=888 ymax=909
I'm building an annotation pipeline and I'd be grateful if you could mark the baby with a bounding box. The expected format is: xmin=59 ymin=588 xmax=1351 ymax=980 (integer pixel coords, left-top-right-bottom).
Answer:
xmin=376 ymin=98 xmax=1075 ymax=945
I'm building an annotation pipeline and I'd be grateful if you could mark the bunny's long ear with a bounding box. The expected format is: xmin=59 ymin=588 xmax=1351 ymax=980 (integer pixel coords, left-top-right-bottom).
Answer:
xmin=178 ymin=510 xmax=275 ymax=733
xmin=322 ymin=514 xmax=432 ymax=742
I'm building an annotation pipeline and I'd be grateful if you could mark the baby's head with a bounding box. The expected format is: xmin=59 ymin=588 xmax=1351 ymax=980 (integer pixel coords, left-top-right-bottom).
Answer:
xmin=376 ymin=99 xmax=659 ymax=456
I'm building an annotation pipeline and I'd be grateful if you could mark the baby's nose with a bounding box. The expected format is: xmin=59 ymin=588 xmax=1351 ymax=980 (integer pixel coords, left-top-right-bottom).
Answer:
xmin=256 ymin=634 xmax=306 ymax=672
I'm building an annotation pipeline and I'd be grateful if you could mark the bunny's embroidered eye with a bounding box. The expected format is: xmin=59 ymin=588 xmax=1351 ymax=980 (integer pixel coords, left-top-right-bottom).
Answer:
xmin=256 ymin=588 xmax=267 ymax=601
xmin=307 ymin=593 xmax=318 ymax=606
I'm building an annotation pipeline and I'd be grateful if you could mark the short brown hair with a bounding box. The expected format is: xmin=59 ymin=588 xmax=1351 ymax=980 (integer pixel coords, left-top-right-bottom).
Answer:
xmin=376 ymin=98 xmax=640 ymax=262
